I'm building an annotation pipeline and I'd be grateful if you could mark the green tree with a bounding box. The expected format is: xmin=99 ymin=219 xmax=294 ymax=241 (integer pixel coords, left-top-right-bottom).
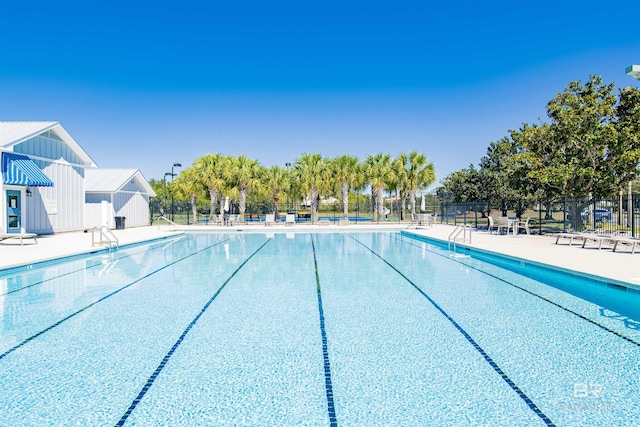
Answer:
xmin=401 ymin=151 xmax=436 ymax=219
xmin=390 ymin=154 xmax=408 ymax=220
xmin=521 ymin=76 xmax=639 ymax=198
xmin=363 ymin=153 xmax=393 ymax=221
xmin=262 ymin=165 xmax=288 ymax=219
xmin=614 ymin=86 xmax=640 ymax=187
xmin=293 ymin=153 xmax=328 ymax=223
xmin=440 ymin=165 xmax=483 ymax=203
xmin=480 ymin=135 xmax=533 ymax=217
xmin=194 ymin=153 xmax=227 ymax=221
xmin=330 ymin=155 xmax=361 ymax=219
xmin=172 ymin=166 xmax=203 ymax=222
xmin=224 ymin=155 xmax=262 ymax=221
xmin=148 ymin=178 xmax=168 ymax=210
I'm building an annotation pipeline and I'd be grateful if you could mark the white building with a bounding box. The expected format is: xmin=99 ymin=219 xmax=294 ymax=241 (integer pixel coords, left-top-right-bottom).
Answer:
xmin=1 ymin=121 xmax=155 ymax=235
xmin=85 ymin=168 xmax=155 ymax=229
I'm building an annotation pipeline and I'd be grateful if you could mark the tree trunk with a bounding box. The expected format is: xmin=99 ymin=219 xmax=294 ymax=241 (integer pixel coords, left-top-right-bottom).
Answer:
xmin=273 ymin=192 xmax=280 ymax=220
xmin=239 ymin=188 xmax=247 ymax=217
xmin=310 ymin=186 xmax=319 ymax=223
xmin=377 ymin=187 xmax=385 ymax=221
xmin=341 ymin=181 xmax=349 ymax=219
xmin=408 ymin=189 xmax=416 ymax=219
xmin=191 ymin=195 xmax=197 ymax=223
xmin=209 ymin=187 xmax=219 ymax=221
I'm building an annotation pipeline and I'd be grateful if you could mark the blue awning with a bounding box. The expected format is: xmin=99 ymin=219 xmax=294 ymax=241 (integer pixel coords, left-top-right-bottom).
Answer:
xmin=2 ymin=152 xmax=54 ymax=187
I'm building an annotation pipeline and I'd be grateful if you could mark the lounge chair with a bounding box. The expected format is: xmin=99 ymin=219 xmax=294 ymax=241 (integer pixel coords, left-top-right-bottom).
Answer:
xmin=580 ymin=230 xmax=627 ymax=250
xmin=515 ymin=217 xmax=531 ymax=235
xmin=264 ymin=214 xmax=276 ymax=226
xmin=285 ymin=214 xmax=295 ymax=226
xmin=613 ymin=237 xmax=639 ymax=254
xmin=0 ymin=232 xmax=38 ymax=245
xmin=554 ymin=229 xmax=597 ymax=246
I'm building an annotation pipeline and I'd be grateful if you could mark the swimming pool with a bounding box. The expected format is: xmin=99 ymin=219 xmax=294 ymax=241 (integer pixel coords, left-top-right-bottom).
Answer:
xmin=0 ymin=231 xmax=638 ymax=426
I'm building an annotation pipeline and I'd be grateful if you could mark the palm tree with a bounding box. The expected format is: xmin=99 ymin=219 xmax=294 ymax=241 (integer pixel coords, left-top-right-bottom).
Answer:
xmin=403 ymin=151 xmax=436 ymax=219
xmin=172 ymin=166 xmax=202 ymax=222
xmin=224 ymin=155 xmax=262 ymax=221
xmin=330 ymin=155 xmax=361 ymax=219
xmin=363 ymin=153 xmax=393 ymax=222
xmin=194 ymin=153 xmax=226 ymax=221
xmin=262 ymin=165 xmax=288 ymax=219
xmin=293 ymin=153 xmax=327 ymax=223
xmin=391 ymin=154 xmax=408 ymax=220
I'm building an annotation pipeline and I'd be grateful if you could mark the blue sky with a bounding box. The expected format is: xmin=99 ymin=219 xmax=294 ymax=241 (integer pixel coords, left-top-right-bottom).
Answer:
xmin=1 ymin=0 xmax=638 ymax=188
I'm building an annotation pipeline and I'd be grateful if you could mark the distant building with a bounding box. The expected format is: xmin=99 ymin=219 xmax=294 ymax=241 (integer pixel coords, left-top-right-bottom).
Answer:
xmin=85 ymin=168 xmax=155 ymax=229
xmin=1 ymin=121 xmax=154 ymax=234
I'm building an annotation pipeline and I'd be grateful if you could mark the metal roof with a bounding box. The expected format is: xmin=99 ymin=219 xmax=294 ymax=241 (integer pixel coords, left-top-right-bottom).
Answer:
xmin=0 ymin=121 xmax=97 ymax=167
xmin=85 ymin=168 xmax=156 ymax=196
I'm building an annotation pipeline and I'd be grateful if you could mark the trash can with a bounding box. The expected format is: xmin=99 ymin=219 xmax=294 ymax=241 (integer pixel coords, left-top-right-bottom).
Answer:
xmin=115 ymin=216 xmax=126 ymax=230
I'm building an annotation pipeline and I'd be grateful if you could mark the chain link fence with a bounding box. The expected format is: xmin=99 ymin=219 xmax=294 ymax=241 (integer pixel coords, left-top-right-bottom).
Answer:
xmin=150 ymin=193 xmax=638 ymax=237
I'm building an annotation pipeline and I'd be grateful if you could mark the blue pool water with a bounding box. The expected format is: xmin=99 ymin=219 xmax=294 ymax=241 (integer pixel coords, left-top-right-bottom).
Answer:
xmin=0 ymin=232 xmax=639 ymax=426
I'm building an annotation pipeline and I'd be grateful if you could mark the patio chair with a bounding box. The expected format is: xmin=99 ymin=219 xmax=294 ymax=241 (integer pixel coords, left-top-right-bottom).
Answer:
xmin=496 ymin=216 xmax=514 ymax=235
xmin=418 ymin=214 xmax=430 ymax=226
xmin=516 ymin=217 xmax=531 ymax=235
xmin=488 ymin=216 xmax=499 ymax=234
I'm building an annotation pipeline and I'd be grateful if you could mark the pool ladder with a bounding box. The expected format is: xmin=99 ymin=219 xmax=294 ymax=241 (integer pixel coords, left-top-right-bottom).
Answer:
xmin=448 ymin=224 xmax=473 ymax=250
xmin=91 ymin=225 xmax=119 ymax=250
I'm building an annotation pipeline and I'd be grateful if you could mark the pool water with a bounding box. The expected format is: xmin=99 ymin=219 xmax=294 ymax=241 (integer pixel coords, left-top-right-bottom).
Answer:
xmin=0 ymin=232 xmax=638 ymax=426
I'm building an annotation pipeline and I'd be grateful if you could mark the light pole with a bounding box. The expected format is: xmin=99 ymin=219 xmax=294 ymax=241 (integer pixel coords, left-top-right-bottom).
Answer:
xmin=171 ymin=163 xmax=181 ymax=221
xmin=285 ymin=162 xmax=291 ymax=213
xmin=625 ymin=65 xmax=638 ymax=236
xmin=163 ymin=172 xmax=172 ymax=216
xmin=626 ymin=65 xmax=640 ymax=80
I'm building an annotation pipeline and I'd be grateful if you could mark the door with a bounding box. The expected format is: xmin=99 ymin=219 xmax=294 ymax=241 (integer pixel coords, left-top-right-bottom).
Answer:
xmin=6 ymin=190 xmax=21 ymax=233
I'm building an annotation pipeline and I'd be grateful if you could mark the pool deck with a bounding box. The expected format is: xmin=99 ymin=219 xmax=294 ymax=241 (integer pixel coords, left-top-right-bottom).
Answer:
xmin=0 ymin=223 xmax=638 ymax=290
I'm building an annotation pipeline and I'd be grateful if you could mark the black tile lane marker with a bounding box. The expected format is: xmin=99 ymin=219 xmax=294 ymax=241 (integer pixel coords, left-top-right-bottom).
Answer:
xmin=115 ymin=238 xmax=272 ymax=427
xmin=0 ymin=236 xmax=188 ymax=297
xmin=310 ymin=235 xmax=338 ymax=427
xmin=349 ymin=234 xmax=556 ymax=427
xmin=0 ymin=239 xmax=230 ymax=363
xmin=393 ymin=233 xmax=640 ymax=349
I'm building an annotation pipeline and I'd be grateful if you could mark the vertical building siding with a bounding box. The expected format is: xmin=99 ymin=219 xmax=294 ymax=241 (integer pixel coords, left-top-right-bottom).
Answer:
xmin=14 ymin=134 xmax=84 ymax=165
xmin=113 ymin=192 xmax=150 ymax=227
xmin=15 ymin=135 xmax=88 ymax=234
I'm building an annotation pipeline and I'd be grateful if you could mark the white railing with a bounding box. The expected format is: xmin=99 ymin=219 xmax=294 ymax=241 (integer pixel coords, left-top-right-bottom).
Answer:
xmin=91 ymin=226 xmax=119 ymax=249
xmin=448 ymin=223 xmax=473 ymax=250
xmin=156 ymin=215 xmax=178 ymax=229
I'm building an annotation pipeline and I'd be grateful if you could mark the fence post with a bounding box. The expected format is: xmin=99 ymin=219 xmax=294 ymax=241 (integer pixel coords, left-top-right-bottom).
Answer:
xmin=632 ymin=193 xmax=636 ymax=238
xmin=538 ymin=199 xmax=542 ymax=235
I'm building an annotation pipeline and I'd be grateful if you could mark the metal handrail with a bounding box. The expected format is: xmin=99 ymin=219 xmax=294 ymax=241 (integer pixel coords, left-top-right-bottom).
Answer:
xmin=156 ymin=215 xmax=178 ymax=229
xmin=448 ymin=223 xmax=473 ymax=250
xmin=91 ymin=226 xmax=119 ymax=249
